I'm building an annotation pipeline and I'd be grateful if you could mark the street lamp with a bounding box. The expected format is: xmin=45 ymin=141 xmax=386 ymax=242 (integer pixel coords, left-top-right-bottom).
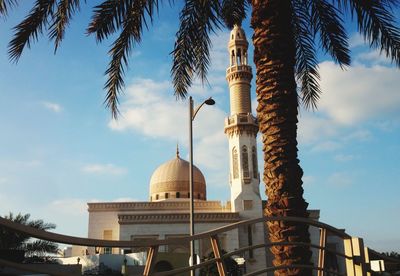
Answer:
xmin=189 ymin=96 xmax=215 ymax=275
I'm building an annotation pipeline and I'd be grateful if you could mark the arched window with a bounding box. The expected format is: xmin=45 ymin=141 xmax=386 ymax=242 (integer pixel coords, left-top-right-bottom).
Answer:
xmin=176 ymin=192 xmax=180 ymax=198
xmin=242 ymin=146 xmax=249 ymax=178
xmin=198 ymin=193 xmax=201 ymax=199
xmin=232 ymin=147 xmax=238 ymax=179
xmin=231 ymin=50 xmax=235 ymax=65
xmin=156 ymin=194 xmax=159 ymax=200
xmin=252 ymin=147 xmax=258 ymax=178
xmin=187 ymin=192 xmax=190 ymax=198
xmin=165 ymin=193 xmax=169 ymax=199
xmin=237 ymin=48 xmax=242 ymax=65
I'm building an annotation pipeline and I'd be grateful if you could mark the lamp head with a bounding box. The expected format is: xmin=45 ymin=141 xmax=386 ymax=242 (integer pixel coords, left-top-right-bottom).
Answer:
xmin=205 ymin=97 xmax=215 ymax=106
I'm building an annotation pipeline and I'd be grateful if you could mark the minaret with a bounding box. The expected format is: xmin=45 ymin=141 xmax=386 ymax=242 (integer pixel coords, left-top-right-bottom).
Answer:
xmin=224 ymin=25 xmax=266 ymax=272
xmin=225 ymin=25 xmax=261 ymax=214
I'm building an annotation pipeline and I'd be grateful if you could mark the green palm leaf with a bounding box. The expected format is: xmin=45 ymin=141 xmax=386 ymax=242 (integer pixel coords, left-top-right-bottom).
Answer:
xmin=336 ymin=0 xmax=400 ymax=66
xmin=103 ymin=0 xmax=160 ymax=118
xmin=0 ymin=212 xmax=58 ymax=258
xmin=0 ymin=0 xmax=18 ymax=16
xmin=171 ymin=0 xmax=222 ymax=98
xmin=8 ymin=0 xmax=57 ymax=62
xmin=221 ymin=0 xmax=248 ymax=28
xmin=87 ymin=0 xmax=135 ymax=42
xmin=48 ymin=0 xmax=82 ymax=53
xmin=311 ymin=0 xmax=350 ymax=67
xmin=292 ymin=0 xmax=321 ymax=110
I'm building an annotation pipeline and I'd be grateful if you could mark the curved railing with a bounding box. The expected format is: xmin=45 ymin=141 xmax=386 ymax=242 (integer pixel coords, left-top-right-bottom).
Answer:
xmin=0 ymin=215 xmax=371 ymax=276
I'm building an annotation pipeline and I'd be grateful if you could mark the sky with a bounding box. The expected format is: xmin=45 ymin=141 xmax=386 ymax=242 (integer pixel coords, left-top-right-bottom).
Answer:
xmin=0 ymin=2 xmax=399 ymax=253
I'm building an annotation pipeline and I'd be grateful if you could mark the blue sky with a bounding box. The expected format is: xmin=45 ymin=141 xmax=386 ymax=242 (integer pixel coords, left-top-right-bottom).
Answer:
xmin=0 ymin=2 xmax=399 ymax=252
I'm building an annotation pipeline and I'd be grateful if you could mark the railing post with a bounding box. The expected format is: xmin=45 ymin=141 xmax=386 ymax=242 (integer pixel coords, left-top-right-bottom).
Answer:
xmin=344 ymin=238 xmax=356 ymax=276
xmin=364 ymin=246 xmax=371 ymax=276
xmin=143 ymin=245 xmax=159 ymax=276
xmin=210 ymin=235 xmax=227 ymax=276
xmin=352 ymin=237 xmax=367 ymax=276
xmin=317 ymin=228 xmax=327 ymax=276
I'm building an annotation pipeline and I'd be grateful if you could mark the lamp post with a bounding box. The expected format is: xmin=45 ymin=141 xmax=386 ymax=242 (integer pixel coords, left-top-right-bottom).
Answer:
xmin=189 ymin=96 xmax=215 ymax=276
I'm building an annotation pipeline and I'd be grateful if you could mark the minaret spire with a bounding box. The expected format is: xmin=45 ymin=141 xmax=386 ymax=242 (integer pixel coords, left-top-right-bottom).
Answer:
xmin=176 ymin=142 xmax=180 ymax=158
xmin=226 ymin=25 xmax=253 ymax=116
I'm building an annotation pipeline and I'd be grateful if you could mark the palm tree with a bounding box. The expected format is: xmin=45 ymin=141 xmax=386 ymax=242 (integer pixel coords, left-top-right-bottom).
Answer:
xmin=1 ymin=0 xmax=399 ymax=274
xmin=0 ymin=212 xmax=59 ymax=262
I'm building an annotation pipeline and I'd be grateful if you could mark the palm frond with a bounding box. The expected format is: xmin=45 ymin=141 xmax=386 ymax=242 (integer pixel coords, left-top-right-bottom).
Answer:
xmin=104 ymin=0 xmax=159 ymax=118
xmin=221 ymin=0 xmax=248 ymax=28
xmin=1 ymin=213 xmax=33 ymax=249
xmin=0 ymin=0 xmax=18 ymax=16
xmin=87 ymin=0 xmax=133 ymax=42
xmin=171 ymin=0 xmax=222 ymax=98
xmin=380 ymin=0 xmax=400 ymax=10
xmin=0 ymin=213 xmax=58 ymax=254
xmin=25 ymin=240 xmax=59 ymax=257
xmin=8 ymin=0 xmax=57 ymax=62
xmin=311 ymin=0 xmax=350 ymax=67
xmin=48 ymin=0 xmax=81 ymax=52
xmin=27 ymin=219 xmax=56 ymax=231
xmin=336 ymin=0 xmax=400 ymax=66
xmin=292 ymin=0 xmax=321 ymax=110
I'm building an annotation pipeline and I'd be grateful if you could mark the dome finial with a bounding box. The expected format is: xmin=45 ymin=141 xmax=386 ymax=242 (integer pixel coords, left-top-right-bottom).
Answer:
xmin=176 ymin=142 xmax=180 ymax=158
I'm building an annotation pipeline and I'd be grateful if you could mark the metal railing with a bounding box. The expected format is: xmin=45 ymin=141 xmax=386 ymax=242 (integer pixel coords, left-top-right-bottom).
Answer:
xmin=0 ymin=216 xmax=372 ymax=276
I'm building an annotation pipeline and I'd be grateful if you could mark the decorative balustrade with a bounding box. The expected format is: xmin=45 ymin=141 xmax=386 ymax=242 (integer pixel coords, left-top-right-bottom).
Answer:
xmin=226 ymin=65 xmax=252 ymax=75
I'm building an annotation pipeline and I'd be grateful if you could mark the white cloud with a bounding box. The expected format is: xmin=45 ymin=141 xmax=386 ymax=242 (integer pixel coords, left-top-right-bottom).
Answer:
xmin=0 ymin=177 xmax=7 ymax=185
xmin=42 ymin=101 xmax=62 ymax=113
xmin=298 ymin=56 xmax=400 ymax=152
xmin=334 ymin=154 xmax=356 ymax=162
xmin=189 ymin=80 xmax=225 ymax=96
xmin=48 ymin=199 xmax=87 ymax=216
xmin=24 ymin=160 xmax=43 ymax=167
xmin=342 ymin=130 xmax=371 ymax=142
xmin=194 ymin=131 xmax=228 ymax=171
xmin=349 ymin=33 xmax=365 ymax=48
xmin=302 ymin=175 xmax=316 ymax=186
xmin=355 ymin=50 xmax=392 ymax=66
xmin=318 ymin=61 xmax=400 ymax=125
xmin=151 ymin=22 xmax=176 ymax=42
xmin=184 ymin=31 xmax=230 ymax=97
xmin=82 ymin=163 xmax=127 ymax=175
xmin=375 ymin=120 xmax=400 ymax=132
xmin=298 ymin=113 xmax=338 ymax=144
xmin=327 ymin=172 xmax=354 ymax=188
xmin=37 ymin=199 xmax=89 ymax=237
xmin=209 ymin=32 xmax=230 ymax=72
xmin=108 ymin=77 xmax=229 ymax=173
xmin=112 ymin=197 xmax=139 ymax=202
xmin=311 ymin=141 xmax=342 ymax=152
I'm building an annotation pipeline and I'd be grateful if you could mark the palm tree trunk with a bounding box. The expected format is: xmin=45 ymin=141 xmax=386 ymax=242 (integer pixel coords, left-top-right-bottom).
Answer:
xmin=251 ymin=0 xmax=312 ymax=275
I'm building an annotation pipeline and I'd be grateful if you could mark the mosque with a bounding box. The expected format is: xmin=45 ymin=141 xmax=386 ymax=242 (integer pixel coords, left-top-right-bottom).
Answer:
xmin=84 ymin=25 xmax=321 ymax=274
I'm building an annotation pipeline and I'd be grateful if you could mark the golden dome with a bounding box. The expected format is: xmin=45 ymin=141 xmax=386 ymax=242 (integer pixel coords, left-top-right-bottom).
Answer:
xmin=149 ymin=149 xmax=206 ymax=201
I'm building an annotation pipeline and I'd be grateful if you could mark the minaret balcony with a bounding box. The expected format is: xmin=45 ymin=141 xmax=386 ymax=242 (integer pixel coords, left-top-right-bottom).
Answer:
xmin=225 ymin=113 xmax=257 ymax=127
xmin=226 ymin=65 xmax=252 ymax=75
xmin=224 ymin=114 xmax=259 ymax=137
